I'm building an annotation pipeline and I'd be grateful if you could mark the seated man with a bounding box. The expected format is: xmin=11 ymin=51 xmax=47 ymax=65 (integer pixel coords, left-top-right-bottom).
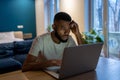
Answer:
xmin=22 ymin=12 xmax=83 ymax=72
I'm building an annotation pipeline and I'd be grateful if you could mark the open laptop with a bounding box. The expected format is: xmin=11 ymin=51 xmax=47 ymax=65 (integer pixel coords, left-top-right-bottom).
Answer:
xmin=44 ymin=42 xmax=103 ymax=79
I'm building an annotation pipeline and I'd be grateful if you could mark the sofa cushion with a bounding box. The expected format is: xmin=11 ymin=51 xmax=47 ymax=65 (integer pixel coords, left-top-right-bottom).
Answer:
xmin=0 ymin=31 xmax=15 ymax=44
xmin=0 ymin=50 xmax=14 ymax=58
xmin=0 ymin=58 xmax=22 ymax=74
xmin=14 ymin=39 xmax=33 ymax=54
xmin=14 ymin=54 xmax=27 ymax=64
xmin=0 ymin=42 xmax=14 ymax=58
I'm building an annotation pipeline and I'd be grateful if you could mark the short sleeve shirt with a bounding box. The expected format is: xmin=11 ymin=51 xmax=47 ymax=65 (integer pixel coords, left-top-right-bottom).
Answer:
xmin=29 ymin=33 xmax=76 ymax=60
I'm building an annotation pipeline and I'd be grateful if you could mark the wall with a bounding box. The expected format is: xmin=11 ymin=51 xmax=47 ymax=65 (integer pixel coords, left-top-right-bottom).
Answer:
xmin=59 ymin=0 xmax=85 ymax=42
xmin=0 ymin=0 xmax=36 ymax=38
xmin=35 ymin=0 xmax=45 ymax=36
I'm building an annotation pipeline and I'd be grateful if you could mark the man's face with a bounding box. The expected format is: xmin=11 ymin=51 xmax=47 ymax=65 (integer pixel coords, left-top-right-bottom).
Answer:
xmin=54 ymin=20 xmax=71 ymax=42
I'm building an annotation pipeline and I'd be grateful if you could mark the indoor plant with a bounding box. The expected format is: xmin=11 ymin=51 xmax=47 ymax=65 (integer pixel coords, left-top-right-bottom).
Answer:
xmin=82 ymin=29 xmax=104 ymax=44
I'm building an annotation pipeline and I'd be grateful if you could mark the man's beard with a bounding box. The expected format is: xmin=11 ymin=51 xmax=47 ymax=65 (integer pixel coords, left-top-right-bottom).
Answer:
xmin=55 ymin=31 xmax=68 ymax=43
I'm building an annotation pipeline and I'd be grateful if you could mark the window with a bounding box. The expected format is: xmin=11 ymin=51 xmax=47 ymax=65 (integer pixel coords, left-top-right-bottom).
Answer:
xmin=108 ymin=0 xmax=120 ymax=32
xmin=93 ymin=0 xmax=103 ymax=32
xmin=108 ymin=0 xmax=120 ymax=59
xmin=93 ymin=0 xmax=120 ymax=59
xmin=44 ymin=0 xmax=59 ymax=32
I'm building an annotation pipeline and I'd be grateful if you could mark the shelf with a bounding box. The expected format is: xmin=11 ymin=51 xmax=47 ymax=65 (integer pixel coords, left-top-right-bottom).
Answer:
xmin=23 ymin=33 xmax=32 ymax=39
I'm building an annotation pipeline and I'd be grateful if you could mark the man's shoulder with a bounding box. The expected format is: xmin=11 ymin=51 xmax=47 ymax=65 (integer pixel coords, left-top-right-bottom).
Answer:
xmin=37 ymin=33 xmax=51 ymax=39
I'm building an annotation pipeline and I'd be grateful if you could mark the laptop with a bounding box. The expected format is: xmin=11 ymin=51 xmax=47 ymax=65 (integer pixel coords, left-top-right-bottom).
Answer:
xmin=44 ymin=42 xmax=103 ymax=79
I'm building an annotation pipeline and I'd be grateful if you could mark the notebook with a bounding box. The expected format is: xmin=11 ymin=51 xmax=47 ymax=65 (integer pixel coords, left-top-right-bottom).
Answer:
xmin=44 ymin=42 xmax=103 ymax=79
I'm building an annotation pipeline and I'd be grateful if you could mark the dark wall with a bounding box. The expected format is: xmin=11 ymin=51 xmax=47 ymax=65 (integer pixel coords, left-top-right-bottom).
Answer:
xmin=0 ymin=0 xmax=36 ymax=38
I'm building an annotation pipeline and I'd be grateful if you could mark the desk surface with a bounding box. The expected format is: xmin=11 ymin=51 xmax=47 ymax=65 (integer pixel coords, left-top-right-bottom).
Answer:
xmin=0 ymin=57 xmax=120 ymax=80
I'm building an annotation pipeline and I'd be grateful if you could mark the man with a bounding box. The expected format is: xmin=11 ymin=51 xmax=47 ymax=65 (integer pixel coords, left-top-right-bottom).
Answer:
xmin=22 ymin=12 xmax=83 ymax=72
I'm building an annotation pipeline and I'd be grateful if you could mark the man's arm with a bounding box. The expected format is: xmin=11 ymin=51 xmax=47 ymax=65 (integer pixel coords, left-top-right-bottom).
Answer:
xmin=70 ymin=21 xmax=84 ymax=45
xmin=22 ymin=53 xmax=61 ymax=72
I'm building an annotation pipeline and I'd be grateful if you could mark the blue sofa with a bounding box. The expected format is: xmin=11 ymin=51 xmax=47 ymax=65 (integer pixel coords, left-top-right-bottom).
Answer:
xmin=0 ymin=39 xmax=33 ymax=74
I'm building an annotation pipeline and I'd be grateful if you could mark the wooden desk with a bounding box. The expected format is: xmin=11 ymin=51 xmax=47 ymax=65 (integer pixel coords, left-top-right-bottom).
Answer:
xmin=0 ymin=70 xmax=55 ymax=80
xmin=0 ymin=57 xmax=120 ymax=80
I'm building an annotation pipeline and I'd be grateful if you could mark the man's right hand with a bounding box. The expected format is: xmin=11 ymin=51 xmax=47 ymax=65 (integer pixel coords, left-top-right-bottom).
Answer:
xmin=22 ymin=52 xmax=62 ymax=72
xmin=45 ymin=59 xmax=62 ymax=67
xmin=37 ymin=52 xmax=62 ymax=67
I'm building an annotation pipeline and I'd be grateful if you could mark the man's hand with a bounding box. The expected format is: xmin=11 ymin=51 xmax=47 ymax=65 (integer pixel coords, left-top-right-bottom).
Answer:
xmin=45 ymin=59 xmax=62 ymax=66
xmin=37 ymin=52 xmax=62 ymax=67
xmin=70 ymin=20 xmax=83 ymax=45
xmin=22 ymin=52 xmax=62 ymax=72
xmin=70 ymin=20 xmax=80 ymax=35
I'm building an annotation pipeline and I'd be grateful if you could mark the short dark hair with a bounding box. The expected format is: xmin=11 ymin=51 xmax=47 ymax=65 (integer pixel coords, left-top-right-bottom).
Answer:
xmin=54 ymin=12 xmax=72 ymax=22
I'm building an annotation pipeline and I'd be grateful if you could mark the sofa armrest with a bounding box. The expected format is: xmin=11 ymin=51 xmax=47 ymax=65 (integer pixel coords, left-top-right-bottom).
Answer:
xmin=14 ymin=39 xmax=33 ymax=54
